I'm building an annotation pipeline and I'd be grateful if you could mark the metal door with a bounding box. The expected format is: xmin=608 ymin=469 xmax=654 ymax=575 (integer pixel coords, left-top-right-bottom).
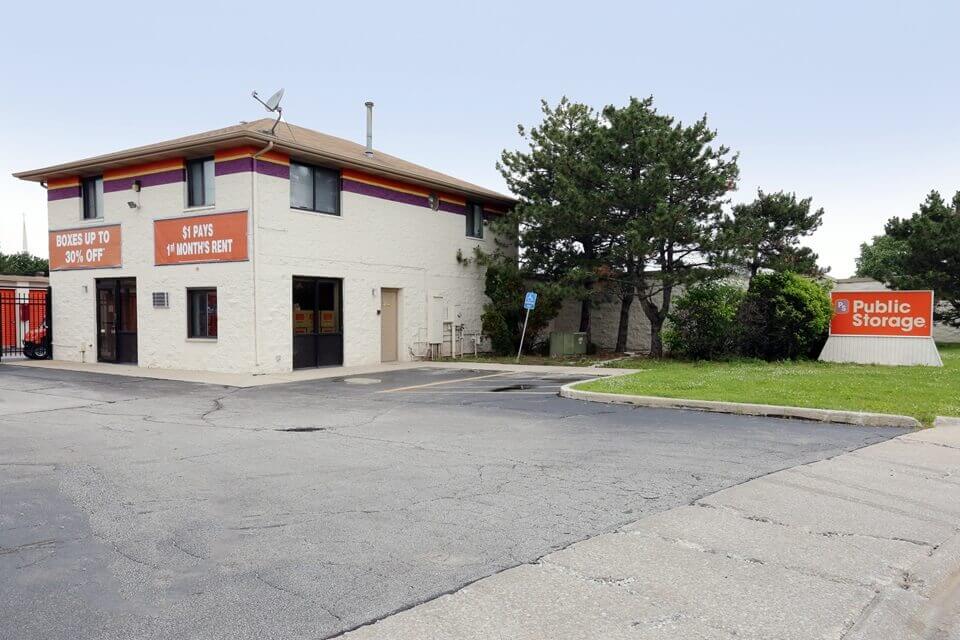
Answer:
xmin=96 ymin=281 xmax=118 ymax=362
xmin=380 ymin=289 xmax=398 ymax=362
xmin=292 ymin=277 xmax=343 ymax=369
xmin=96 ymin=278 xmax=137 ymax=364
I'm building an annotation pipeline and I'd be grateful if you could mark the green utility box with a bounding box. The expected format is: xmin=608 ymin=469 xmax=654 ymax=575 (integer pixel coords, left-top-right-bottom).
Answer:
xmin=549 ymin=332 xmax=588 ymax=357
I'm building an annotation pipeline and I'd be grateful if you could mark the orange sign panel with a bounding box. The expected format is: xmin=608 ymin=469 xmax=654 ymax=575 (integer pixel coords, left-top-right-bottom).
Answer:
xmin=154 ymin=211 xmax=248 ymax=265
xmin=48 ymin=225 xmax=122 ymax=270
xmin=830 ymin=290 xmax=933 ymax=338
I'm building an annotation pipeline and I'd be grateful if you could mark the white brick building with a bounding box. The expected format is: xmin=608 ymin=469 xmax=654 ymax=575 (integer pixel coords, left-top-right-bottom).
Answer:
xmin=15 ymin=118 xmax=513 ymax=373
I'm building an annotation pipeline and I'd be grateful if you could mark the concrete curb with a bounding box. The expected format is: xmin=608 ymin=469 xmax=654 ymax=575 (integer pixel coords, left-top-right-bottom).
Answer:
xmin=559 ymin=382 xmax=922 ymax=428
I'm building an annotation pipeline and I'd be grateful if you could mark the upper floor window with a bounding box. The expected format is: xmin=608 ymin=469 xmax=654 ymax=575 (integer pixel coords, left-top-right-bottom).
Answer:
xmin=290 ymin=162 xmax=340 ymax=215
xmin=187 ymin=157 xmax=215 ymax=207
xmin=466 ymin=203 xmax=484 ymax=239
xmin=82 ymin=176 xmax=103 ymax=220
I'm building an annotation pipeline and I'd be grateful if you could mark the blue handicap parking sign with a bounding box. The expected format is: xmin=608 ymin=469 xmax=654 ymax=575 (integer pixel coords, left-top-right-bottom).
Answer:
xmin=524 ymin=291 xmax=538 ymax=310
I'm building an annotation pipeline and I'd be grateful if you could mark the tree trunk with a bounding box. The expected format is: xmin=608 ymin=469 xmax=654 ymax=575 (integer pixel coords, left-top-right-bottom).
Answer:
xmin=638 ymin=282 xmax=673 ymax=359
xmin=615 ymin=293 xmax=634 ymax=353
xmin=649 ymin=320 xmax=664 ymax=358
xmin=578 ymin=297 xmax=591 ymax=337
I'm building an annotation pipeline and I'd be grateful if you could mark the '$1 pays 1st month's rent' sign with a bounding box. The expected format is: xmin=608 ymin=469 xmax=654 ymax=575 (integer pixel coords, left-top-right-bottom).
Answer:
xmin=154 ymin=211 xmax=248 ymax=266
xmin=830 ymin=290 xmax=933 ymax=338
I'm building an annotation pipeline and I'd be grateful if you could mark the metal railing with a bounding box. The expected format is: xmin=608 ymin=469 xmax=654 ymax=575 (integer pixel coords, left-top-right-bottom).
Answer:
xmin=0 ymin=286 xmax=52 ymax=361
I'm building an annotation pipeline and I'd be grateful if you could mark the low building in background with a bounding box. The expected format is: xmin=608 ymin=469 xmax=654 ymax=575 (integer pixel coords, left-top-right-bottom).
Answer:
xmin=15 ymin=119 xmax=514 ymax=373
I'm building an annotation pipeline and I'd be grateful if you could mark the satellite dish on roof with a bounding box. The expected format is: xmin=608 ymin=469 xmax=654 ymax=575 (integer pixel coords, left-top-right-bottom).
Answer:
xmin=265 ymin=88 xmax=284 ymax=111
xmin=251 ymin=88 xmax=285 ymax=135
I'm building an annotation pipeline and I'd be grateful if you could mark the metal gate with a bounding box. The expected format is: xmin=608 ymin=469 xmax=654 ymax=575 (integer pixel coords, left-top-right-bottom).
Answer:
xmin=0 ymin=287 xmax=52 ymax=361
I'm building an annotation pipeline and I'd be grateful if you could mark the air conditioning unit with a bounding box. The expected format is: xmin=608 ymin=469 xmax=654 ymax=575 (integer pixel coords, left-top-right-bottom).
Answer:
xmin=152 ymin=292 xmax=170 ymax=309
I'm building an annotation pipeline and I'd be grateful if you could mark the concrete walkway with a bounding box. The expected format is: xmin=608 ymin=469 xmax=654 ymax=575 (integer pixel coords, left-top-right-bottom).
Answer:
xmin=3 ymin=358 xmax=632 ymax=387
xmin=339 ymin=420 xmax=960 ymax=640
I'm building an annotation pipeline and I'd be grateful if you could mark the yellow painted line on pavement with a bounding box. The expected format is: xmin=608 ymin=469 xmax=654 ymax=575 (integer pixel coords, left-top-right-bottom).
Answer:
xmin=379 ymin=372 xmax=511 ymax=393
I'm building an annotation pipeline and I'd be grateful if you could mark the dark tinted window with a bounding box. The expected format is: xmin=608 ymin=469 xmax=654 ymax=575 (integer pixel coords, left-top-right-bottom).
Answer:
xmin=289 ymin=162 xmax=340 ymax=215
xmin=188 ymin=289 xmax=217 ymax=338
xmin=82 ymin=176 xmax=103 ymax=219
xmin=466 ymin=203 xmax=483 ymax=238
xmin=187 ymin=157 xmax=215 ymax=207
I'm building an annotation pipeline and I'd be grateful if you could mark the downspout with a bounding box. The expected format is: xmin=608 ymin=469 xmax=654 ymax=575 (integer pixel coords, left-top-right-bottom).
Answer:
xmin=250 ymin=140 xmax=274 ymax=369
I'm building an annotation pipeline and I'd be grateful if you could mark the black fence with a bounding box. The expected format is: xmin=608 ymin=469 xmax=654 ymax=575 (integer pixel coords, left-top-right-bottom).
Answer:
xmin=0 ymin=287 xmax=52 ymax=361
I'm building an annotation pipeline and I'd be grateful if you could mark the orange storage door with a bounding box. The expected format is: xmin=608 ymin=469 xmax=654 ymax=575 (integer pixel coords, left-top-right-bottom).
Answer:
xmin=28 ymin=289 xmax=47 ymax=336
xmin=1 ymin=290 xmax=14 ymax=349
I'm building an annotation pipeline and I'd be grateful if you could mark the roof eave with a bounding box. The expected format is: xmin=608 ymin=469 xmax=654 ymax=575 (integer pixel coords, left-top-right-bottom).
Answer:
xmin=266 ymin=135 xmax=515 ymax=205
xmin=12 ymin=130 xmax=263 ymax=182
xmin=14 ymin=130 xmax=516 ymax=206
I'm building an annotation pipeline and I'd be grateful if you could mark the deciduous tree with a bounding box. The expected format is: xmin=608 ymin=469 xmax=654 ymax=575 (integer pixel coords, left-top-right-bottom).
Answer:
xmin=0 ymin=251 xmax=48 ymax=276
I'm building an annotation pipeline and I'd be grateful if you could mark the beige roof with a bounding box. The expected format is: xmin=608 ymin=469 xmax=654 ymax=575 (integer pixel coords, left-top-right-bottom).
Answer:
xmin=14 ymin=118 xmax=514 ymax=205
xmin=0 ymin=274 xmax=49 ymax=285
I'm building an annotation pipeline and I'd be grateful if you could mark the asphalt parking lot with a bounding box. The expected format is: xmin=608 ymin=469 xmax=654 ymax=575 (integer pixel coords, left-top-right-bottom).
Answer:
xmin=0 ymin=364 xmax=906 ymax=640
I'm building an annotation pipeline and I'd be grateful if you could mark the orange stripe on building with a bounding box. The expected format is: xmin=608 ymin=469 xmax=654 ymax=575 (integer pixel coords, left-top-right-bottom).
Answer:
xmin=439 ymin=193 xmax=467 ymax=206
xmin=104 ymin=158 xmax=185 ymax=181
xmin=341 ymin=169 xmax=432 ymax=198
xmin=48 ymin=176 xmax=80 ymax=189
xmin=215 ymin=146 xmax=289 ymax=165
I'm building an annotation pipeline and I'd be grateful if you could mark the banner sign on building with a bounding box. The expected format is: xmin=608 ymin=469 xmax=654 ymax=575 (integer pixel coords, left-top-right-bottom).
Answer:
xmin=829 ymin=290 xmax=933 ymax=338
xmin=154 ymin=211 xmax=248 ymax=266
xmin=48 ymin=225 xmax=122 ymax=270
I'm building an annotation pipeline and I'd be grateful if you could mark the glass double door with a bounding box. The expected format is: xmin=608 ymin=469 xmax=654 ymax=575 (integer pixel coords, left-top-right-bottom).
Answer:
xmin=96 ymin=278 xmax=137 ymax=363
xmin=292 ymin=277 xmax=343 ymax=368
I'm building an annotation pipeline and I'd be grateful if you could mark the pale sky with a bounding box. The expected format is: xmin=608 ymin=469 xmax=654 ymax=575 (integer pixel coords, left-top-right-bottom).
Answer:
xmin=2 ymin=0 xmax=958 ymax=277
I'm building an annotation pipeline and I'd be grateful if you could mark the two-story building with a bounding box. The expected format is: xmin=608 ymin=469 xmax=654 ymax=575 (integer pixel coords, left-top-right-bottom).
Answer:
xmin=14 ymin=118 xmax=514 ymax=373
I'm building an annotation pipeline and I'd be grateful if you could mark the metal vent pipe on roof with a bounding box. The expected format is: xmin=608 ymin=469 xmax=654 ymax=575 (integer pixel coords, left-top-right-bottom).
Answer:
xmin=365 ymin=101 xmax=374 ymax=157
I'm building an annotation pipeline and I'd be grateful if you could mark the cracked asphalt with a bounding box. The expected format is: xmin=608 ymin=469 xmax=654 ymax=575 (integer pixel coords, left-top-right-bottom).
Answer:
xmin=0 ymin=364 xmax=906 ymax=639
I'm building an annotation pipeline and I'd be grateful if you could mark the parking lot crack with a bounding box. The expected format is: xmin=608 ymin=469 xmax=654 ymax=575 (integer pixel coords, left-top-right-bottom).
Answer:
xmin=252 ymin=573 xmax=344 ymax=623
xmin=200 ymin=388 xmax=241 ymax=426
xmin=700 ymin=501 xmax=940 ymax=549
xmin=0 ymin=538 xmax=60 ymax=556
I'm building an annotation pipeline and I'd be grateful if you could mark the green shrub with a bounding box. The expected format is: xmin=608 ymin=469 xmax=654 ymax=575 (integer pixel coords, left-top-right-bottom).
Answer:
xmin=737 ymin=272 xmax=831 ymax=360
xmin=481 ymin=262 xmax=565 ymax=355
xmin=664 ymin=283 xmax=744 ymax=359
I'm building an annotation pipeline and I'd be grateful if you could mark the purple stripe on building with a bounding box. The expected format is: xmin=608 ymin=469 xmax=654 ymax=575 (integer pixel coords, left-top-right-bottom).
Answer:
xmin=342 ymin=178 xmax=431 ymax=208
xmin=255 ymin=160 xmax=289 ymax=179
xmin=215 ymin=157 xmax=254 ymax=176
xmin=103 ymin=169 xmax=184 ymax=193
xmin=439 ymin=201 xmax=467 ymax=215
xmin=48 ymin=186 xmax=81 ymax=201
xmin=216 ymin=157 xmax=289 ymax=178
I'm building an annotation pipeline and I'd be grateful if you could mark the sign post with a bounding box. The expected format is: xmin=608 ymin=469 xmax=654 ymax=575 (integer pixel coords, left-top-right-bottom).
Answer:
xmin=516 ymin=291 xmax=538 ymax=363
xmin=819 ymin=290 xmax=942 ymax=366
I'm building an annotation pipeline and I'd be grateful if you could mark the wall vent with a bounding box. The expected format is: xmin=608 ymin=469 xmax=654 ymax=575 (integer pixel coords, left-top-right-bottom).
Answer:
xmin=152 ymin=292 xmax=170 ymax=309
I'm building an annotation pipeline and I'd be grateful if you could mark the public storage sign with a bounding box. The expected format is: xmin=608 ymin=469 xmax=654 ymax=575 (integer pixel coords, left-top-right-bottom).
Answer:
xmin=830 ymin=290 xmax=933 ymax=338
xmin=155 ymin=211 xmax=248 ymax=265
xmin=48 ymin=225 xmax=122 ymax=270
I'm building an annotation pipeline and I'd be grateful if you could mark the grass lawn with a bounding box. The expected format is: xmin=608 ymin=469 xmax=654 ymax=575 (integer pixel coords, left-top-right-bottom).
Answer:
xmin=576 ymin=343 xmax=960 ymax=426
